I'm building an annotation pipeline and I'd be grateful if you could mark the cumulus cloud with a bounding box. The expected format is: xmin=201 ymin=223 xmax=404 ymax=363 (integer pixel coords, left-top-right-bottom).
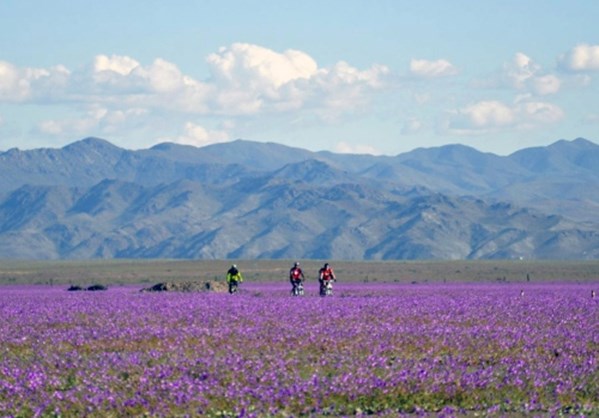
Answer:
xmin=444 ymin=99 xmax=563 ymax=134
xmin=518 ymin=101 xmax=565 ymax=126
xmin=451 ymin=101 xmax=515 ymax=130
xmin=531 ymin=74 xmax=560 ymax=95
xmin=0 ymin=61 xmax=26 ymax=100
xmin=38 ymin=120 xmax=64 ymax=135
xmin=83 ymin=54 xmax=209 ymax=107
xmin=505 ymin=53 xmax=538 ymax=89
xmin=207 ymin=43 xmax=318 ymax=88
xmin=473 ymin=53 xmax=561 ymax=97
xmin=0 ymin=43 xmax=388 ymax=119
xmin=206 ymin=44 xmax=389 ymax=116
xmin=401 ymin=118 xmax=423 ymax=135
xmin=93 ymin=54 xmax=139 ymax=76
xmin=335 ymin=141 xmax=381 ymax=155
xmin=0 ymin=60 xmax=70 ymax=102
xmin=204 ymin=43 xmax=320 ymax=115
xmin=2 ymin=43 xmax=391 ymax=151
xmin=302 ymin=61 xmax=390 ymax=121
xmin=559 ymin=44 xmax=599 ymax=71
xmin=409 ymin=59 xmax=458 ymax=78
xmin=37 ymin=107 xmax=148 ymax=137
xmin=167 ymin=122 xmax=229 ymax=147
xmin=501 ymin=53 xmax=561 ymax=95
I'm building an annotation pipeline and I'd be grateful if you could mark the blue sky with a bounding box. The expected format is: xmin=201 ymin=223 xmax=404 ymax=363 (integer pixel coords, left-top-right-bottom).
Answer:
xmin=1 ymin=0 xmax=598 ymax=155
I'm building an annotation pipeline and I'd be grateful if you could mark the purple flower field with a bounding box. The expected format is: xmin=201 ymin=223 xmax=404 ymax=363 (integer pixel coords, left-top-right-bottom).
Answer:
xmin=1 ymin=282 xmax=597 ymax=417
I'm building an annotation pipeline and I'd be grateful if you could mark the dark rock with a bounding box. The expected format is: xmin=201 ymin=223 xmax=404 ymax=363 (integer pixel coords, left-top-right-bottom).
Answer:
xmin=140 ymin=280 xmax=228 ymax=293
xmin=86 ymin=284 xmax=108 ymax=291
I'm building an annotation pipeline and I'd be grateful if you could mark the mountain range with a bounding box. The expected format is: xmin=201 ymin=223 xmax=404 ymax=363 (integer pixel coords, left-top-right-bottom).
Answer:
xmin=0 ymin=137 xmax=598 ymax=260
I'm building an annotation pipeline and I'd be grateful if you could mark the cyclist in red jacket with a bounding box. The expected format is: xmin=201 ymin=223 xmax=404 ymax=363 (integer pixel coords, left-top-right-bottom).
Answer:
xmin=318 ymin=262 xmax=336 ymax=295
xmin=289 ymin=261 xmax=305 ymax=295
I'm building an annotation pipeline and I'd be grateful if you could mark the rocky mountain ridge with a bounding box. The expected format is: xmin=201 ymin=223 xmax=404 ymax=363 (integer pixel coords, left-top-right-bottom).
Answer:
xmin=0 ymin=137 xmax=597 ymax=260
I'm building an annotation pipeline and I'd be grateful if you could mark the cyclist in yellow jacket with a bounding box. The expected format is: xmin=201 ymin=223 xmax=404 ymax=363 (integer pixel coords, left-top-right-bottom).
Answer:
xmin=226 ymin=264 xmax=243 ymax=294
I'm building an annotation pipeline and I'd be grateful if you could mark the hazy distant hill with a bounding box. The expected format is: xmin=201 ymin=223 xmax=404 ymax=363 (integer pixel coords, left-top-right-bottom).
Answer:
xmin=0 ymin=137 xmax=598 ymax=260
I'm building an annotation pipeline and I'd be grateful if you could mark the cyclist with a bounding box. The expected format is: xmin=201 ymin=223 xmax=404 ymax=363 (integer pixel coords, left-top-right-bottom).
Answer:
xmin=226 ymin=264 xmax=243 ymax=294
xmin=318 ymin=262 xmax=336 ymax=295
xmin=289 ymin=261 xmax=305 ymax=295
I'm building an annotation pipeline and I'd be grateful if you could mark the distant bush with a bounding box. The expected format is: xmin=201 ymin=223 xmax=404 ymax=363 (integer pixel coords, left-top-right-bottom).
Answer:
xmin=86 ymin=284 xmax=108 ymax=291
xmin=67 ymin=284 xmax=107 ymax=291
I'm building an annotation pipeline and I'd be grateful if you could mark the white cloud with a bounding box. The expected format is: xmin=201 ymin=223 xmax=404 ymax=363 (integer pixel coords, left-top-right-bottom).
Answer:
xmin=444 ymin=99 xmax=563 ymax=134
xmin=559 ymin=44 xmax=599 ymax=71
xmin=409 ymin=59 xmax=458 ymax=78
xmin=38 ymin=120 xmax=64 ymax=135
xmin=518 ymin=101 xmax=564 ymax=125
xmin=319 ymin=61 xmax=388 ymax=87
xmin=93 ymin=54 xmax=139 ymax=76
xmin=38 ymin=113 xmax=97 ymax=136
xmin=473 ymin=53 xmax=561 ymax=97
xmin=207 ymin=43 xmax=318 ymax=89
xmin=402 ymin=118 xmax=423 ymax=135
xmin=457 ymin=101 xmax=515 ymax=129
xmin=204 ymin=43 xmax=314 ymax=114
xmin=88 ymin=55 xmax=196 ymax=97
xmin=0 ymin=61 xmax=26 ymax=100
xmin=505 ymin=52 xmax=538 ymax=89
xmin=206 ymin=44 xmax=389 ymax=116
xmin=0 ymin=60 xmax=70 ymax=102
xmin=1 ymin=44 xmax=389 ymax=121
xmin=335 ymin=141 xmax=381 ymax=155
xmin=167 ymin=122 xmax=229 ymax=147
xmin=37 ymin=107 xmax=148 ymax=137
xmin=140 ymin=58 xmax=190 ymax=93
xmin=2 ymin=44 xmax=391 ymax=149
xmin=502 ymin=53 xmax=561 ymax=95
xmin=295 ymin=61 xmax=389 ymax=123
xmin=531 ymin=74 xmax=560 ymax=95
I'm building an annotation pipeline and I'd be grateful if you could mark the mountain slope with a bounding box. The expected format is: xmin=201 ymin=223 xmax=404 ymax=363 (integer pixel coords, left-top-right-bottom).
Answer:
xmin=508 ymin=137 xmax=599 ymax=174
xmin=1 ymin=136 xmax=598 ymax=260
xmin=0 ymin=179 xmax=597 ymax=260
xmin=6 ymin=136 xmax=597 ymax=221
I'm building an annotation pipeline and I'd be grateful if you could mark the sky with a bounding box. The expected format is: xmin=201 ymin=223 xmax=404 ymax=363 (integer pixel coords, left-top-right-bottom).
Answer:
xmin=1 ymin=0 xmax=598 ymax=156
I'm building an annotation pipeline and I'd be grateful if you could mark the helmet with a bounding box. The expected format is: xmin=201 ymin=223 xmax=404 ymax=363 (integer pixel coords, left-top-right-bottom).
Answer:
xmin=294 ymin=262 xmax=299 ymax=267
xmin=232 ymin=264 xmax=237 ymax=268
